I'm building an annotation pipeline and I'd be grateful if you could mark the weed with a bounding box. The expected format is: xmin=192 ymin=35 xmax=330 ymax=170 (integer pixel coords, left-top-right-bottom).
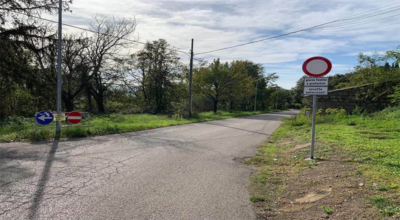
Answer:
xmin=65 ymin=127 xmax=88 ymax=138
xmin=308 ymin=160 xmax=319 ymax=168
xmin=368 ymin=196 xmax=391 ymax=209
xmin=320 ymin=206 xmax=333 ymax=215
xmin=378 ymin=186 xmax=388 ymax=191
xmin=348 ymin=120 xmax=357 ymax=126
xmin=381 ymin=206 xmax=400 ymax=216
xmin=356 ymin=170 xmax=363 ymax=175
xmin=250 ymin=195 xmax=267 ymax=203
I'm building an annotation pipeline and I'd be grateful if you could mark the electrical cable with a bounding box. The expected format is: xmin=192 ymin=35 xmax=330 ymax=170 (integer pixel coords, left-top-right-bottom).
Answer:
xmin=195 ymin=3 xmax=400 ymax=55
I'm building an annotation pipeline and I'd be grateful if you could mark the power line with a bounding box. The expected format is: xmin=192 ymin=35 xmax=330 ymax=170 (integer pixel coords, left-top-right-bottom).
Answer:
xmin=195 ymin=20 xmax=341 ymax=55
xmin=317 ymin=21 xmax=400 ymax=33
xmin=195 ymin=3 xmax=400 ymax=56
xmin=5 ymin=10 xmax=191 ymax=55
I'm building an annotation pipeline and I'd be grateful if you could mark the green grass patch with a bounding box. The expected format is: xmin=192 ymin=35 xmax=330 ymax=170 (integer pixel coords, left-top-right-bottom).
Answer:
xmin=0 ymin=110 xmax=270 ymax=142
xmin=249 ymin=106 xmax=400 ymax=217
xmin=250 ymin=195 xmax=267 ymax=203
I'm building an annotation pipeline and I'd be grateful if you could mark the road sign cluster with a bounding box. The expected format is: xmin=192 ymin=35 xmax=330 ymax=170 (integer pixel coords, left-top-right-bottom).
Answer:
xmin=35 ymin=111 xmax=82 ymax=125
xmin=303 ymin=57 xmax=331 ymax=96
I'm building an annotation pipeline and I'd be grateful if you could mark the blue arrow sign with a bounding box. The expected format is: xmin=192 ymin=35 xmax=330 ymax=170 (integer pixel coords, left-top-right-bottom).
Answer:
xmin=35 ymin=111 xmax=54 ymax=125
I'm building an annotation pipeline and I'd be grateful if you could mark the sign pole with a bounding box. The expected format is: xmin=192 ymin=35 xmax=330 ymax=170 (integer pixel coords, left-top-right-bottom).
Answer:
xmin=189 ymin=39 xmax=194 ymax=118
xmin=310 ymin=95 xmax=317 ymax=159
xmin=302 ymin=56 xmax=332 ymax=160
xmin=56 ymin=0 xmax=63 ymax=133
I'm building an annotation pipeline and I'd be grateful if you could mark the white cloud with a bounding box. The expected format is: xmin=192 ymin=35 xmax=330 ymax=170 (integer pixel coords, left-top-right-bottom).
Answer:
xmin=42 ymin=0 xmax=400 ymax=89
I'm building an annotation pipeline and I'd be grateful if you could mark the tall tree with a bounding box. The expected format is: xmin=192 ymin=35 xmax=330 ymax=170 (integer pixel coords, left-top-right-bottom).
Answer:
xmin=87 ymin=16 xmax=136 ymax=113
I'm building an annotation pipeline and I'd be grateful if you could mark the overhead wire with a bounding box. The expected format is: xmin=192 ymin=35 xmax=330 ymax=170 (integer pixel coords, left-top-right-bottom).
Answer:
xmin=195 ymin=3 xmax=400 ymax=56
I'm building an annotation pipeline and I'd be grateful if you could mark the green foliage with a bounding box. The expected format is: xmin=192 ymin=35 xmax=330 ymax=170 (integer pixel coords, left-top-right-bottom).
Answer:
xmin=388 ymin=86 xmax=400 ymax=104
xmin=352 ymin=105 xmax=364 ymax=115
xmin=320 ymin=206 xmax=333 ymax=215
xmin=65 ymin=127 xmax=89 ymax=138
xmin=368 ymin=196 xmax=391 ymax=209
xmin=250 ymin=195 xmax=267 ymax=203
xmin=381 ymin=206 xmax=400 ymax=216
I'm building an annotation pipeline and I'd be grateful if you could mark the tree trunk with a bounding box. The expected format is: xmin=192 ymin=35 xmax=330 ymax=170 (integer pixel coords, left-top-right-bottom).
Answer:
xmin=64 ymin=99 xmax=75 ymax=112
xmin=213 ymin=100 xmax=218 ymax=113
xmin=86 ymin=86 xmax=93 ymax=112
xmin=95 ymin=92 xmax=105 ymax=113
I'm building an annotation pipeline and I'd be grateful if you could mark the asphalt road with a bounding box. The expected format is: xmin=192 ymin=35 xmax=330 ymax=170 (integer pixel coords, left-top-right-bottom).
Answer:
xmin=0 ymin=110 xmax=298 ymax=220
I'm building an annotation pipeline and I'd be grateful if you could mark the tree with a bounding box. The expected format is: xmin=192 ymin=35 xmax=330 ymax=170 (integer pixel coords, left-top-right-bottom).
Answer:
xmin=87 ymin=16 xmax=136 ymax=113
xmin=0 ymin=0 xmax=72 ymax=25
xmin=61 ymin=34 xmax=91 ymax=111
xmin=194 ymin=59 xmax=256 ymax=113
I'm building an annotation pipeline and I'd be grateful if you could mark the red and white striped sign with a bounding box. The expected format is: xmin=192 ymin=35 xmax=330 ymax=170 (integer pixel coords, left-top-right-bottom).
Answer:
xmin=66 ymin=111 xmax=82 ymax=124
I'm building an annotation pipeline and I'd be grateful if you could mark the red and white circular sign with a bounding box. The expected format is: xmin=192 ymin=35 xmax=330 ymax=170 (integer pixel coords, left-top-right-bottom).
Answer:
xmin=302 ymin=56 xmax=332 ymax=77
xmin=67 ymin=111 xmax=82 ymax=124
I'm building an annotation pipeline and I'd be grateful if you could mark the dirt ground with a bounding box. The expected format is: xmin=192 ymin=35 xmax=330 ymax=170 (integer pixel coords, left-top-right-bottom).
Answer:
xmin=248 ymin=143 xmax=400 ymax=220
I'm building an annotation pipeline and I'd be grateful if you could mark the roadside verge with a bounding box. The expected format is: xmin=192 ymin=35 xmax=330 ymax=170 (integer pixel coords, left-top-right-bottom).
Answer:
xmin=246 ymin=108 xmax=400 ymax=219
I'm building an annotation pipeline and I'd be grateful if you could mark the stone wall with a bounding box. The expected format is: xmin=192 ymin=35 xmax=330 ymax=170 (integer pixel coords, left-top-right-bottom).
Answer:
xmin=305 ymin=83 xmax=393 ymax=112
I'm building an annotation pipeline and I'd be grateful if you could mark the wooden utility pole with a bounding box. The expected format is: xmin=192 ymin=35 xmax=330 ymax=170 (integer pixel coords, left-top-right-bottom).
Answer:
xmin=254 ymin=80 xmax=258 ymax=112
xmin=189 ymin=39 xmax=194 ymax=117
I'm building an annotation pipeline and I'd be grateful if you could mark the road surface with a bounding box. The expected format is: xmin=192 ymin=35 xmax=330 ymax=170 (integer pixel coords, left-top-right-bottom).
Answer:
xmin=0 ymin=110 xmax=298 ymax=220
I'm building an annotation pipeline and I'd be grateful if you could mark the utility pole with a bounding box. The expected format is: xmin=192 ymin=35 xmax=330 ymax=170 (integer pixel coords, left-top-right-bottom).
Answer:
xmin=189 ymin=39 xmax=194 ymax=118
xmin=275 ymin=87 xmax=279 ymax=110
xmin=254 ymin=80 xmax=258 ymax=111
xmin=56 ymin=0 xmax=62 ymax=133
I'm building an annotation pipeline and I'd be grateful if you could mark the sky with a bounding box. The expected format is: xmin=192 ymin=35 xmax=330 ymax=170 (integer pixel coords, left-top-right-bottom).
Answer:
xmin=45 ymin=0 xmax=400 ymax=89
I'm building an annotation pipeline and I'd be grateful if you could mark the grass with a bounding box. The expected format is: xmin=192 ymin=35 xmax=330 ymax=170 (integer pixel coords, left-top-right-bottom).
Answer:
xmin=250 ymin=195 xmax=267 ymax=203
xmin=248 ymin=106 xmax=400 ymax=217
xmin=320 ymin=206 xmax=333 ymax=215
xmin=0 ymin=110 xmax=269 ymax=142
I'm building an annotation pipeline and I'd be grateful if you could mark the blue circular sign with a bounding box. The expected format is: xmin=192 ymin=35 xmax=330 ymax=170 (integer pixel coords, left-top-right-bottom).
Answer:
xmin=35 ymin=111 xmax=54 ymax=125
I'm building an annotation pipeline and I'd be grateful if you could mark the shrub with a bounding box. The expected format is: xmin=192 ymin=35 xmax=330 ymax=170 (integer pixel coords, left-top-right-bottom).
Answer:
xmin=325 ymin=108 xmax=339 ymax=114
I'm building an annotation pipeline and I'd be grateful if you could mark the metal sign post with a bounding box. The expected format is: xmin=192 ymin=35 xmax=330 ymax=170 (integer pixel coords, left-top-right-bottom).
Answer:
xmin=56 ymin=0 xmax=63 ymax=133
xmin=302 ymin=57 xmax=332 ymax=159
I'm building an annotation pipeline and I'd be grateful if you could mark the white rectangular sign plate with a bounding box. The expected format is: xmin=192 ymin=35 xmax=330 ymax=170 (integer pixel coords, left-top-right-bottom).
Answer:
xmin=304 ymin=87 xmax=328 ymax=95
xmin=304 ymin=77 xmax=329 ymax=87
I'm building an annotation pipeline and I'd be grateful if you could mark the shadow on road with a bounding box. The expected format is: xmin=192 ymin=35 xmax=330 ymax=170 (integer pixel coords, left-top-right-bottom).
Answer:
xmin=28 ymin=133 xmax=60 ymax=220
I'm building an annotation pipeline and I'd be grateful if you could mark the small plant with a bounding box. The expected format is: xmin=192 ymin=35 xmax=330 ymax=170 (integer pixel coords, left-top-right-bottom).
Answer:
xmin=378 ymin=185 xmax=388 ymax=191
xmin=308 ymin=160 xmax=319 ymax=168
xmin=316 ymin=108 xmax=324 ymax=115
xmin=320 ymin=206 xmax=333 ymax=215
xmin=250 ymin=195 xmax=266 ymax=203
xmin=352 ymin=105 xmax=364 ymax=116
xmin=355 ymin=170 xmax=363 ymax=175
xmin=368 ymin=196 xmax=391 ymax=209
xmin=325 ymin=108 xmax=339 ymax=114
xmin=381 ymin=206 xmax=400 ymax=216
xmin=347 ymin=120 xmax=357 ymax=126
xmin=65 ymin=127 xmax=88 ymax=138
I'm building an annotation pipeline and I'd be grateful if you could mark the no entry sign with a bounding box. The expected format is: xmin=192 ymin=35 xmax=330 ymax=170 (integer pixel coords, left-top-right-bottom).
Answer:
xmin=66 ymin=111 xmax=82 ymax=124
xmin=302 ymin=57 xmax=332 ymax=77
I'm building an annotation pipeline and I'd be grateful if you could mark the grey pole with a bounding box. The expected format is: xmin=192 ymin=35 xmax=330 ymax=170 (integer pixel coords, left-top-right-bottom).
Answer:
xmin=310 ymin=95 xmax=317 ymax=159
xmin=56 ymin=0 xmax=62 ymax=132
xmin=275 ymin=87 xmax=279 ymax=109
xmin=254 ymin=80 xmax=258 ymax=111
xmin=189 ymin=39 xmax=194 ymax=118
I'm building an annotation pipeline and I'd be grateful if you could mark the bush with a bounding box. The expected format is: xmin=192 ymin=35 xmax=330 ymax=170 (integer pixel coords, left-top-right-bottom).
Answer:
xmin=352 ymin=105 xmax=364 ymax=116
xmin=325 ymin=108 xmax=339 ymax=114
xmin=1 ymin=116 xmax=33 ymax=126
